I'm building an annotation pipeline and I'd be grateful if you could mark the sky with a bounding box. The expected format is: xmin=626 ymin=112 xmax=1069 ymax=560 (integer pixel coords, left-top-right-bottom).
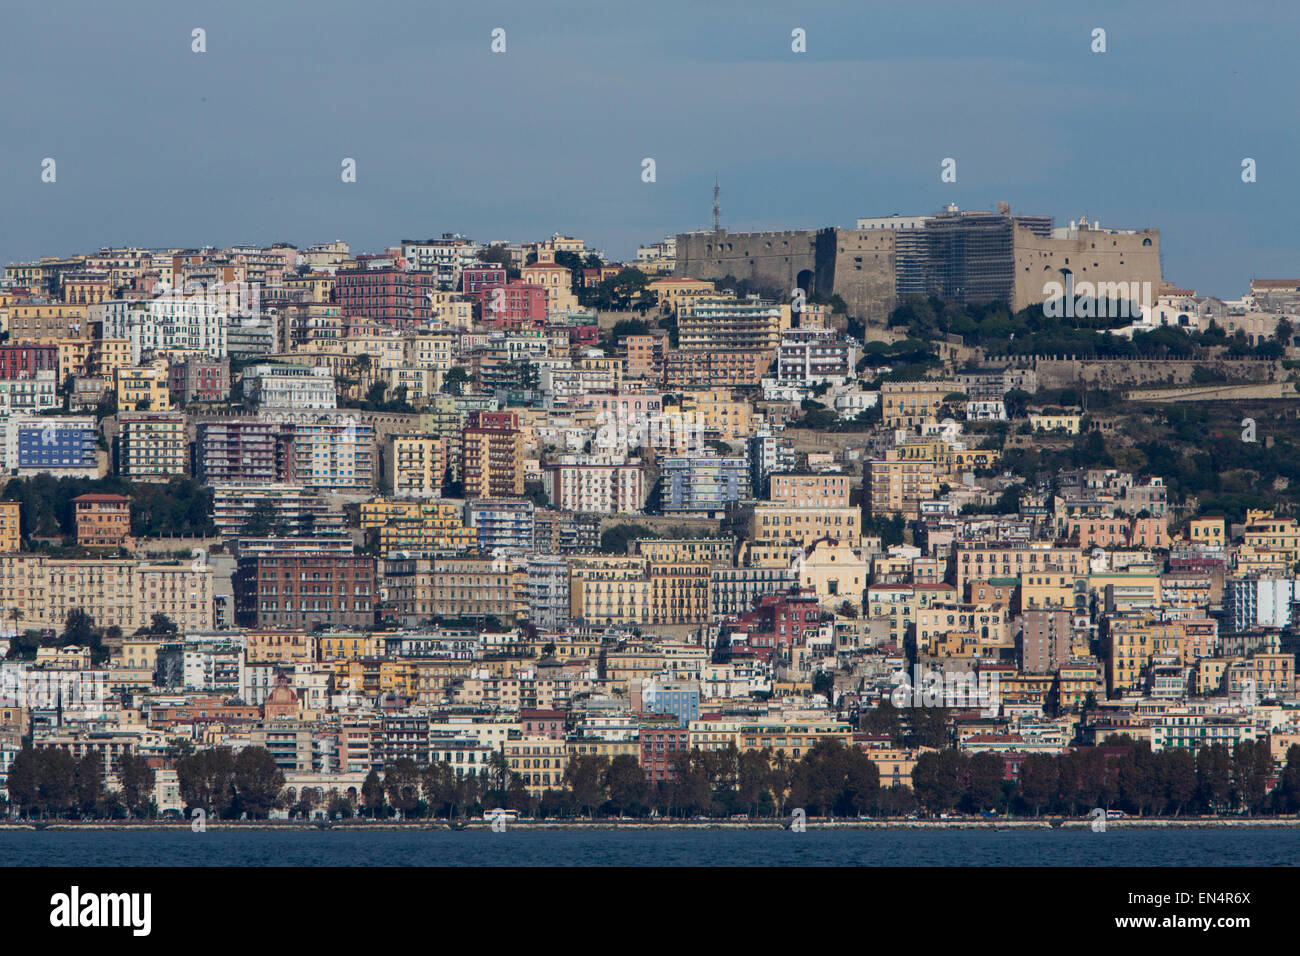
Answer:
xmin=0 ymin=0 xmax=1296 ymax=299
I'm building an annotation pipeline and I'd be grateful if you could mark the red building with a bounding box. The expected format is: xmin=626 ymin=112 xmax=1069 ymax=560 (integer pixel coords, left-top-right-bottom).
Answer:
xmin=0 ymin=344 xmax=58 ymax=378
xmin=334 ymin=267 xmax=438 ymax=328
xmin=462 ymin=265 xmax=507 ymax=296
xmin=639 ymin=722 xmax=691 ymax=783
xmin=560 ymin=325 xmax=600 ymax=347
xmin=168 ymin=355 xmax=228 ymax=404
xmin=477 ymin=281 xmax=547 ymax=328
xmin=722 ymin=587 xmax=822 ymax=661
xmin=473 ymin=410 xmax=519 ymax=430
xmin=234 ymin=552 xmax=376 ymax=629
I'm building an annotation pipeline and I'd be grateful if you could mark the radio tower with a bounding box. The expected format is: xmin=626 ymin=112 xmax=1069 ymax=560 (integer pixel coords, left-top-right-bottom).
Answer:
xmin=712 ymin=175 xmax=721 ymax=233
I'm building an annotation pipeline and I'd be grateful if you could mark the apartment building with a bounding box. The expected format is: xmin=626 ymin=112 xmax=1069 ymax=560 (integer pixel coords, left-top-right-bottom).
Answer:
xmin=116 ymin=360 xmax=171 ymax=411
xmin=462 ymin=415 xmax=524 ymax=499
xmin=384 ymin=434 xmax=447 ymax=497
xmin=235 ymin=552 xmax=376 ymax=629
xmin=118 ymin=411 xmax=187 ymax=481
xmin=382 ymin=554 xmax=525 ymax=624
xmin=542 ymin=455 xmax=644 ymax=514
xmin=880 ymin=380 xmax=960 ymax=429
xmin=73 ymin=493 xmax=132 ymax=548
xmin=0 ymin=555 xmax=213 ymax=630
xmin=769 ymin=471 xmax=854 ymax=509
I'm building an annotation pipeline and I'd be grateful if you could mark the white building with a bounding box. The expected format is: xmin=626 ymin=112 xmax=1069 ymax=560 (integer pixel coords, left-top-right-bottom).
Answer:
xmin=833 ymin=390 xmax=880 ymax=419
xmin=244 ymin=364 xmax=337 ymax=409
xmin=1226 ymin=577 xmax=1298 ymax=632
xmin=0 ymin=370 xmax=59 ymax=415
xmin=93 ymin=293 xmax=230 ymax=361
xmin=542 ymin=454 xmax=644 ymax=514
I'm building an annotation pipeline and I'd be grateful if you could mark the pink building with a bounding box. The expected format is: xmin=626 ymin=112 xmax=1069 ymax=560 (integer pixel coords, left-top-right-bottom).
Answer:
xmin=334 ymin=267 xmax=438 ymax=328
xmin=477 ymin=281 xmax=547 ymax=328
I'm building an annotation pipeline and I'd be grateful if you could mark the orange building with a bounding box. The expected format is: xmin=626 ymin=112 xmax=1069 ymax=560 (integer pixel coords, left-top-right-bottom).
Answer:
xmin=462 ymin=412 xmax=524 ymax=499
xmin=73 ymin=493 xmax=132 ymax=548
xmin=0 ymin=501 xmax=19 ymax=554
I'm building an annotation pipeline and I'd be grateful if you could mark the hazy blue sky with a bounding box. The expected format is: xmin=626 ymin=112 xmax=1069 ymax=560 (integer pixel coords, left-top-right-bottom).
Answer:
xmin=1 ymin=0 xmax=1295 ymax=298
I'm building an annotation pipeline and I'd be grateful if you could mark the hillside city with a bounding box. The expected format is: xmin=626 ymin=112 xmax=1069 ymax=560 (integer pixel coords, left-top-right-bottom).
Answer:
xmin=3 ymin=205 xmax=1300 ymax=822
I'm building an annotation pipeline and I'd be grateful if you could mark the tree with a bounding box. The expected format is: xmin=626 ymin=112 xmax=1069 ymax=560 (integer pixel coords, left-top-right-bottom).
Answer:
xmin=523 ymin=480 xmax=549 ymax=508
xmin=811 ymin=670 xmax=835 ymax=702
xmin=1018 ymin=754 xmax=1059 ymax=816
xmin=74 ymin=751 xmax=105 ymax=816
xmin=588 ymin=268 xmax=654 ymax=312
xmin=504 ymin=774 xmax=531 ymax=812
xmin=1003 ymin=389 xmax=1032 ymax=419
xmin=964 ymin=752 xmax=1005 ymax=812
xmin=609 ymin=318 xmax=650 ymax=342
xmin=911 ymin=750 xmax=967 ymax=814
xmin=859 ymin=700 xmax=904 ymax=744
xmin=384 ymin=758 xmax=423 ymax=816
xmin=421 ymin=762 xmax=457 ymax=818
xmin=1196 ymin=745 xmax=1232 ymax=814
xmin=242 ymin=499 xmax=277 ymax=536
xmin=906 ymin=707 xmax=952 ymax=749
xmin=564 ymin=755 xmax=609 ymax=816
xmin=233 ymin=746 xmax=285 ymax=818
xmin=118 ymin=751 xmax=156 ymax=816
xmin=1160 ymin=749 xmax=1198 ymax=817
xmin=736 ymin=750 xmax=772 ymax=817
xmin=361 ymin=769 xmax=386 ymax=817
xmin=6 ymin=747 xmax=41 ymax=817
xmin=176 ymin=747 xmax=237 ymax=818
xmin=61 ymin=608 xmax=98 ymax=648
xmin=1231 ymin=740 xmax=1272 ymax=814
xmin=37 ymin=747 xmax=79 ymax=818
xmin=604 ymin=755 xmax=651 ymax=816
xmin=441 ymin=366 xmax=471 ymax=395
xmin=1117 ymin=743 xmax=1159 ymax=815
xmin=599 ymin=523 xmax=653 ymax=555
xmin=669 ymin=750 xmax=712 ymax=816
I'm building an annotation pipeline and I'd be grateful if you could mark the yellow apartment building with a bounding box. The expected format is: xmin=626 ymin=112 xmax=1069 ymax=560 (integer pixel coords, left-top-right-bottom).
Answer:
xmin=385 ymin=435 xmax=448 ymax=497
xmin=0 ymin=500 xmax=19 ymax=554
xmin=750 ymin=503 xmax=861 ymax=547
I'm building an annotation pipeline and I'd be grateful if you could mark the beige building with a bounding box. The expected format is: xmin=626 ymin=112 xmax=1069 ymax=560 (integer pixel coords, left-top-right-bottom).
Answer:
xmin=6 ymin=302 xmax=90 ymax=340
xmin=0 ymin=500 xmax=19 ymax=554
xmin=382 ymin=554 xmax=525 ymax=623
xmin=1029 ymin=412 xmax=1082 ymax=435
xmin=769 ymin=472 xmax=854 ymax=509
xmin=1013 ymin=219 xmax=1161 ymax=312
xmin=384 ymin=435 xmax=447 ymax=497
xmin=750 ymin=503 xmax=861 ymax=547
xmin=954 ymin=545 xmax=1086 ymax=592
xmin=793 ymin=537 xmax=870 ymax=610
xmin=505 ymin=736 xmax=569 ymax=796
xmin=880 ymin=380 xmax=960 ymax=429
xmin=0 ymin=555 xmax=213 ymax=630
xmin=116 ymin=360 xmax=171 ymax=411
xmin=1243 ymin=511 xmax=1300 ymax=568
xmin=865 ymin=450 xmax=939 ymax=517
xmin=569 ymin=555 xmax=711 ymax=627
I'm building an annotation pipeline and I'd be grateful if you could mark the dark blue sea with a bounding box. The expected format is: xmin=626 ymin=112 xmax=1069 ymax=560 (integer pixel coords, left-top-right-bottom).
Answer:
xmin=1 ymin=826 xmax=1294 ymax=866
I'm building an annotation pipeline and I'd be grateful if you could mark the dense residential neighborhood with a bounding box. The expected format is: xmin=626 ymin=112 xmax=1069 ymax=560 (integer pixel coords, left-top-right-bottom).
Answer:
xmin=3 ymin=215 xmax=1300 ymax=822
